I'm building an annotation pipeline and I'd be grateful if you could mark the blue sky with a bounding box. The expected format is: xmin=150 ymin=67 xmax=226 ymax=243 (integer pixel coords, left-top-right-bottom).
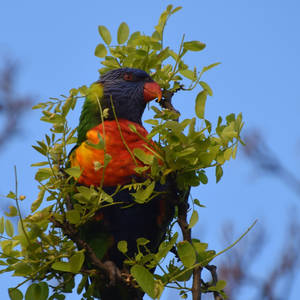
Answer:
xmin=1 ymin=0 xmax=300 ymax=299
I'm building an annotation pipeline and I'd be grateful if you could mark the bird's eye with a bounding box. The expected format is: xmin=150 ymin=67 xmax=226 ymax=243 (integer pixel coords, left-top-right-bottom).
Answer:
xmin=123 ymin=73 xmax=134 ymax=81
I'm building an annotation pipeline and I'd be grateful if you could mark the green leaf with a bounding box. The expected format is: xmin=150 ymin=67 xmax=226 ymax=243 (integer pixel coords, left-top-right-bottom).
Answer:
xmin=199 ymin=81 xmax=213 ymax=96
xmin=194 ymin=198 xmax=206 ymax=208
xmin=195 ymin=91 xmax=207 ymax=119
xmin=32 ymin=103 xmax=46 ymax=110
xmin=13 ymin=262 xmax=33 ymax=276
xmin=154 ymin=280 xmax=165 ymax=300
xmin=131 ymin=181 xmax=155 ymax=204
xmin=86 ymin=133 xmax=105 ymax=150
xmin=224 ymin=148 xmax=232 ymax=160
xmin=52 ymin=253 xmax=84 ymax=274
xmin=166 ymin=4 xmax=173 ymax=12
xmin=31 ymin=188 xmax=45 ymax=212
xmin=202 ymin=62 xmax=221 ymax=73
xmin=177 ymin=241 xmax=196 ymax=267
xmin=232 ymin=145 xmax=238 ymax=159
xmin=226 ymin=113 xmax=235 ymax=123
xmin=180 ymin=291 xmax=188 ymax=299
xmin=216 ymin=152 xmax=225 ymax=164
xmin=155 ymin=10 xmax=168 ymax=37
xmin=208 ymin=280 xmax=227 ymax=292
xmin=75 ymin=186 xmax=93 ymax=202
xmin=192 ymin=240 xmax=208 ymax=255
xmin=117 ymin=240 xmax=128 ymax=254
xmin=69 ymin=252 xmax=85 ymax=273
xmin=216 ymin=165 xmax=223 ymax=183
xmin=156 ymin=232 xmax=178 ymax=261
xmin=78 ymin=85 xmax=88 ymax=96
xmin=30 ymin=161 xmax=48 ymax=167
xmin=51 ymin=261 xmax=71 ymax=272
xmin=64 ymin=167 xmax=81 ymax=178
xmin=169 ymin=49 xmax=178 ymax=61
xmin=48 ymin=293 xmax=65 ymax=300
xmin=25 ymin=283 xmax=48 ymax=300
xmin=94 ymin=44 xmax=107 ymax=58
xmin=222 ymin=125 xmax=237 ymax=140
xmin=188 ymin=210 xmax=199 ymax=229
xmin=103 ymin=153 xmax=112 ymax=168
xmin=127 ymin=31 xmax=141 ymax=46
xmin=172 ymin=6 xmax=182 ymax=14
xmin=175 ymin=269 xmax=193 ymax=282
xmin=8 ymin=288 xmax=23 ymax=300
xmin=177 ymin=147 xmax=196 ymax=158
xmin=61 ymin=97 xmax=73 ymax=116
xmin=128 ymin=123 xmax=137 ymax=132
xmin=198 ymin=171 xmax=208 ymax=184
xmin=1 ymin=240 xmax=12 ymax=255
xmin=98 ymin=25 xmax=112 ymax=45
xmin=183 ymin=41 xmax=206 ymax=51
xmin=179 ymin=69 xmax=196 ymax=81
xmin=40 ymin=112 xmax=64 ymax=125
xmin=5 ymin=206 xmax=18 ymax=217
xmin=236 ymin=112 xmax=243 ymax=129
xmin=133 ymin=148 xmax=154 ymax=165
xmin=101 ymin=57 xmax=120 ymax=68
xmin=134 ymin=166 xmax=149 ymax=174
xmin=6 ymin=191 xmax=16 ymax=199
xmin=136 ymin=238 xmax=150 ymax=247
xmin=0 ymin=217 xmax=4 ymax=234
xmin=5 ymin=219 xmax=14 ymax=237
xmin=77 ymin=275 xmax=88 ymax=295
xmin=35 ymin=168 xmax=52 ymax=181
xmin=131 ymin=265 xmax=156 ymax=298
xmin=152 ymin=30 xmax=161 ymax=41
xmin=117 ymin=22 xmax=130 ymax=44
xmin=37 ymin=140 xmax=47 ymax=151
xmin=66 ymin=210 xmax=81 ymax=224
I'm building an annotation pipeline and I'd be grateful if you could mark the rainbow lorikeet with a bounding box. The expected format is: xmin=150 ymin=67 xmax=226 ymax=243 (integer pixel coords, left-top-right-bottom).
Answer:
xmin=69 ymin=68 xmax=176 ymax=299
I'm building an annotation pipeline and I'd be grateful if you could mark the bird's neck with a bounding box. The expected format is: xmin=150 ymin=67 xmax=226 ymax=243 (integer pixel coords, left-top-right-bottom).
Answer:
xmin=77 ymin=88 xmax=146 ymax=144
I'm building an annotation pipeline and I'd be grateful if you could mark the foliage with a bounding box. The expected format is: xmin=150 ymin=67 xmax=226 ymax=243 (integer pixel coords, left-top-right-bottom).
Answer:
xmin=0 ymin=5 xmax=246 ymax=300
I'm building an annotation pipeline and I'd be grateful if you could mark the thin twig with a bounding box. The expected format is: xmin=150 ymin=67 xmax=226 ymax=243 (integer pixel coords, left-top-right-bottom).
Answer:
xmin=170 ymin=220 xmax=258 ymax=283
xmin=109 ymin=96 xmax=138 ymax=165
xmin=206 ymin=265 xmax=224 ymax=300
xmin=14 ymin=166 xmax=30 ymax=244
xmin=96 ymin=95 xmax=107 ymax=189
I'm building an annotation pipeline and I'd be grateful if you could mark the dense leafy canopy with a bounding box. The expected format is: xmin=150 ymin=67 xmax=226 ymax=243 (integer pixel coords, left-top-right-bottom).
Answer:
xmin=1 ymin=5 xmax=246 ymax=300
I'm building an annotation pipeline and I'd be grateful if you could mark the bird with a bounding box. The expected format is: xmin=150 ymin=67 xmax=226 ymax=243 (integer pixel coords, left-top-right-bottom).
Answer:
xmin=69 ymin=68 xmax=176 ymax=299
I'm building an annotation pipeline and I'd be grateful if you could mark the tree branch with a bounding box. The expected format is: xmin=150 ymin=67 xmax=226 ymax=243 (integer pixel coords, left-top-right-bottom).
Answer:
xmin=49 ymin=216 xmax=122 ymax=285
xmin=177 ymin=192 xmax=203 ymax=300
xmin=0 ymin=58 xmax=32 ymax=151
xmin=206 ymin=264 xmax=224 ymax=300
xmin=159 ymin=89 xmax=180 ymax=114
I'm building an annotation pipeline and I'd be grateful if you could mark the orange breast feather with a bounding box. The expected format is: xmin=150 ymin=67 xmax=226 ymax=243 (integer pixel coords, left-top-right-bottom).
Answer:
xmin=71 ymin=119 xmax=155 ymax=187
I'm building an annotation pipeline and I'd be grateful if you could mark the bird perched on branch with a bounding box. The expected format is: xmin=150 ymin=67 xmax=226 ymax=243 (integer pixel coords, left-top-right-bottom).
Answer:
xmin=69 ymin=68 xmax=176 ymax=299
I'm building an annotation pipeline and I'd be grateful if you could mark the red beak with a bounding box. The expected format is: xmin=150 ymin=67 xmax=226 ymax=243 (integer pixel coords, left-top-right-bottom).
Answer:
xmin=143 ymin=81 xmax=162 ymax=103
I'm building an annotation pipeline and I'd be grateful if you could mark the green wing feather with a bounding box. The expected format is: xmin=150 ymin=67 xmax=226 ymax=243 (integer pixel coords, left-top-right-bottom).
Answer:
xmin=77 ymin=83 xmax=104 ymax=145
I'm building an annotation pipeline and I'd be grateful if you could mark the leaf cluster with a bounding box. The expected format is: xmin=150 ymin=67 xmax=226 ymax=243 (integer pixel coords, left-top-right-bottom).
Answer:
xmin=95 ymin=5 xmax=216 ymax=94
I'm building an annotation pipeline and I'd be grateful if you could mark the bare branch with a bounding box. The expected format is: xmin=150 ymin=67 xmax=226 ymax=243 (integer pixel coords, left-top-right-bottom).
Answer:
xmin=243 ymin=130 xmax=300 ymax=196
xmin=0 ymin=58 xmax=32 ymax=150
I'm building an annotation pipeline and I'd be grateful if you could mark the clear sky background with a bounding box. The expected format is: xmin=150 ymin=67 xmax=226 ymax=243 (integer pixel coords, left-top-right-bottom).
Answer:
xmin=1 ymin=0 xmax=300 ymax=299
